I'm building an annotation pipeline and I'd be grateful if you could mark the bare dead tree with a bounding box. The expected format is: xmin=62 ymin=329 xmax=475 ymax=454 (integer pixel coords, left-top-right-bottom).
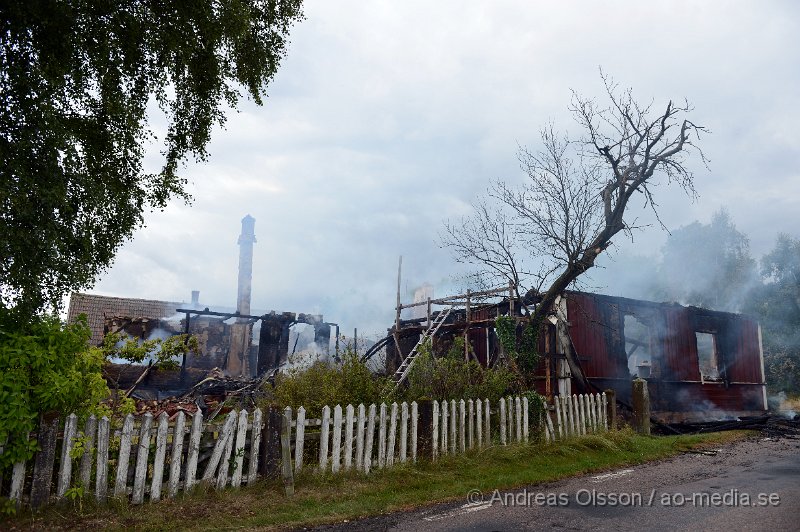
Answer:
xmin=442 ymin=74 xmax=708 ymax=325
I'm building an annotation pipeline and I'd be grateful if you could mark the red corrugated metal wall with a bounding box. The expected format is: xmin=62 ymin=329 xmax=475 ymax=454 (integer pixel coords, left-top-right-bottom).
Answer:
xmin=565 ymin=293 xmax=615 ymax=378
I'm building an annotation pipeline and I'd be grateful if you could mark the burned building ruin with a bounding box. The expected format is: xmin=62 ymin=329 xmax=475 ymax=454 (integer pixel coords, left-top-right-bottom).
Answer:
xmin=67 ymin=215 xmax=338 ymax=398
xmin=380 ymin=287 xmax=767 ymax=423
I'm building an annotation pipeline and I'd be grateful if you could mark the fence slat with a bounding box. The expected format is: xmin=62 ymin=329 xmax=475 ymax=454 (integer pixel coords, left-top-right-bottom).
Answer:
xmin=295 ymin=406 xmax=306 ymax=473
xmin=79 ymin=415 xmax=97 ymax=490
xmin=31 ymin=415 xmax=60 ymax=508
xmin=449 ymin=400 xmax=457 ymax=455
xmin=400 ymin=402 xmax=408 ymax=462
xmin=467 ymin=399 xmax=474 ymax=449
xmin=584 ymin=394 xmax=592 ymax=433
xmin=377 ymin=403 xmax=387 ymax=468
xmin=113 ymin=414 xmax=135 ymax=498
xmin=483 ymin=399 xmax=491 ymax=445
xmin=476 ymin=399 xmax=483 ymax=448
xmin=578 ymin=395 xmax=586 ymax=435
xmin=56 ymin=413 xmax=78 ymax=498
xmin=216 ymin=413 xmax=237 ymax=490
xmin=544 ymin=401 xmax=555 ymax=442
xmin=515 ymin=397 xmax=522 ymax=443
xmin=363 ymin=404 xmax=376 ymax=473
xmin=185 ymin=411 xmax=203 ymax=491
xmin=94 ymin=416 xmax=111 ymax=502
xmin=499 ymin=399 xmax=507 ymax=445
xmin=355 ymin=404 xmax=366 ymax=471
xmin=458 ymin=400 xmax=466 ymax=453
xmin=248 ymin=408 xmax=263 ymax=484
xmin=507 ymin=397 xmax=514 ymax=443
xmin=332 ymin=405 xmax=343 ymax=473
xmin=320 ymin=405 xmax=331 ymax=471
xmin=10 ymin=455 xmax=26 ymax=503
xmin=150 ymin=413 xmax=169 ymax=502
xmin=601 ymin=392 xmax=608 ymax=430
xmin=202 ymin=411 xmax=236 ymax=482
xmin=281 ymin=407 xmax=294 ymax=496
xmin=167 ymin=411 xmax=185 ymax=498
xmin=440 ymin=400 xmax=448 ymax=455
xmin=231 ymin=410 xmax=248 ymax=488
xmin=386 ymin=402 xmax=397 ymax=467
xmin=132 ymin=413 xmax=153 ymax=504
xmin=554 ymin=398 xmax=563 ymax=440
xmin=344 ymin=404 xmax=354 ymax=471
xmin=432 ymin=401 xmax=439 ymax=461
xmin=411 ymin=401 xmax=418 ymax=462
xmin=522 ymin=397 xmax=529 ymax=443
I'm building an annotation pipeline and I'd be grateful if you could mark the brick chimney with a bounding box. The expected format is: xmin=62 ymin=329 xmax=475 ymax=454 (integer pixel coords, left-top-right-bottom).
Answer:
xmin=236 ymin=215 xmax=256 ymax=315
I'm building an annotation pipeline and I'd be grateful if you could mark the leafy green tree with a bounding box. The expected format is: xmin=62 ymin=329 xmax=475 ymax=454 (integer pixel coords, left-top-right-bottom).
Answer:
xmin=654 ymin=209 xmax=756 ymax=311
xmin=0 ymin=1 xmax=304 ymax=322
xmin=744 ymin=234 xmax=800 ymax=393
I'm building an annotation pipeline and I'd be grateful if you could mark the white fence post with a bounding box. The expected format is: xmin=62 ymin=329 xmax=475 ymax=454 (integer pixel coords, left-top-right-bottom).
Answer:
xmin=364 ymin=404 xmax=376 ymax=473
xmin=231 ymin=410 xmax=248 ymax=488
xmin=355 ymin=404 xmax=366 ymax=471
xmin=387 ymin=402 xmax=398 ymax=467
xmin=95 ymin=416 xmax=110 ymax=501
xmin=344 ymin=404 xmax=355 ymax=471
xmin=185 ymin=410 xmax=203 ymax=491
xmin=320 ymin=405 xmax=331 ymax=471
xmin=295 ymin=406 xmax=306 ymax=473
xmin=515 ymin=397 xmax=522 ymax=443
xmin=56 ymin=413 xmax=78 ymax=498
xmin=150 ymin=412 xmax=169 ymax=501
xmin=476 ymin=399 xmax=483 ymax=448
xmin=432 ymin=401 xmax=439 ymax=461
xmin=399 ymin=402 xmax=408 ymax=462
xmin=449 ymin=400 xmax=457 ymax=455
xmin=377 ymin=403 xmax=387 ymax=468
xmin=499 ymin=399 xmax=507 ymax=445
xmin=484 ymin=399 xmax=491 ymax=444
xmin=248 ymin=408 xmax=263 ymax=484
xmin=522 ymin=397 xmax=529 ymax=443
xmin=79 ymin=415 xmax=97 ymax=489
xmin=411 ymin=401 xmax=418 ymax=462
xmin=467 ymin=399 xmax=474 ymax=449
xmin=132 ymin=412 xmax=153 ymax=504
xmin=458 ymin=399 xmax=466 ymax=453
xmin=332 ymin=405 xmax=343 ymax=473
xmin=167 ymin=411 xmax=185 ymax=498
xmin=440 ymin=400 xmax=448 ymax=455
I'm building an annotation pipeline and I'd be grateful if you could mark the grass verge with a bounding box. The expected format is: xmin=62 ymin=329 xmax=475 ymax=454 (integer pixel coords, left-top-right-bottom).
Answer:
xmin=6 ymin=429 xmax=752 ymax=531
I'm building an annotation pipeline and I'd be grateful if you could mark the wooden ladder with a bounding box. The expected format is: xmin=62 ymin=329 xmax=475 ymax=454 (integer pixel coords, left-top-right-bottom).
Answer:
xmin=388 ymin=306 xmax=454 ymax=394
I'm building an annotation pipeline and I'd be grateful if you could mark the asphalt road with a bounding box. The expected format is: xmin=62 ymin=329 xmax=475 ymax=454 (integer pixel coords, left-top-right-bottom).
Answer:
xmin=313 ymin=435 xmax=800 ymax=532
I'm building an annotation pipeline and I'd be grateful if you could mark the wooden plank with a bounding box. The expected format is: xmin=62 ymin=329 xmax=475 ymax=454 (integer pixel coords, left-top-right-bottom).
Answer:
xmin=294 ymin=406 xmax=306 ymax=473
xmin=411 ymin=401 xmax=418 ymax=463
xmin=319 ymin=405 xmax=331 ymax=471
xmin=248 ymin=408 xmax=262 ymax=485
xmin=167 ymin=411 xmax=185 ymax=498
xmin=601 ymin=392 xmax=608 ymax=430
xmin=131 ymin=413 xmax=153 ymax=504
xmin=507 ymin=397 xmax=514 ymax=443
xmin=544 ymin=400 xmax=555 ymax=442
xmin=572 ymin=395 xmax=581 ymax=436
xmin=216 ymin=413 xmax=237 ymax=490
xmin=79 ymin=415 xmax=97 ymax=490
xmin=440 ymin=400 xmax=448 ymax=455
xmin=185 ymin=410 xmax=203 ymax=490
xmin=515 ymin=397 xmax=522 ymax=443
xmin=431 ymin=401 xmax=439 ymax=461
xmin=363 ymin=404 xmax=376 ymax=473
xmin=578 ymin=395 xmax=586 ymax=435
xmin=483 ymin=399 xmax=490 ymax=445
xmin=554 ymin=398 xmax=563 ymax=440
xmin=261 ymin=407 xmax=281 ymax=479
xmin=281 ymin=407 xmax=294 ymax=496
xmin=522 ymin=397 xmax=529 ymax=443
xmin=458 ymin=399 xmax=466 ymax=453
xmin=331 ymin=405 xmax=343 ymax=473
xmin=355 ymin=404 xmax=366 ymax=471
xmin=377 ymin=403 xmax=387 ymax=468
xmin=476 ymin=399 xmax=483 ymax=448
xmin=399 ymin=402 xmax=408 ymax=463
xmin=386 ymin=402 xmax=397 ymax=467
xmin=150 ymin=412 xmax=169 ymax=502
xmin=113 ymin=414 xmax=134 ymax=498
xmin=9 ymin=444 xmax=26 ymax=503
xmin=344 ymin=404 xmax=355 ymax=471
xmin=31 ymin=415 xmax=60 ymax=509
xmin=202 ymin=411 xmax=235 ymax=482
xmin=499 ymin=399 xmax=507 ymax=445
xmin=467 ymin=399 xmax=474 ymax=449
xmin=231 ymin=410 xmax=248 ymax=488
xmin=56 ymin=413 xmax=78 ymax=498
xmin=449 ymin=400 xmax=457 ymax=455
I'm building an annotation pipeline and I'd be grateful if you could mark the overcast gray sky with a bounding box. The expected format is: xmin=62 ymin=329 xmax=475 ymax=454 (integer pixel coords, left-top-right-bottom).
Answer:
xmin=91 ymin=1 xmax=800 ymax=337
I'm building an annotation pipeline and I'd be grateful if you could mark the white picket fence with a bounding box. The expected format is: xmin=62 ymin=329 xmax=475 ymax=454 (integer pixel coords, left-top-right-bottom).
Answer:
xmin=3 ymin=392 xmax=607 ymax=508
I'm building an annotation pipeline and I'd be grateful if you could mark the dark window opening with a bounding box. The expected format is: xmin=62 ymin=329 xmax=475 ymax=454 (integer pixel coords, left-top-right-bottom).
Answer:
xmin=696 ymin=331 xmax=720 ymax=381
xmin=624 ymin=314 xmax=653 ymax=378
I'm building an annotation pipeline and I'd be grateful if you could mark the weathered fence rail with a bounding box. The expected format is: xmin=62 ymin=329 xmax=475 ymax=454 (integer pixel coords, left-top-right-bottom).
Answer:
xmin=2 ymin=392 xmax=607 ymax=508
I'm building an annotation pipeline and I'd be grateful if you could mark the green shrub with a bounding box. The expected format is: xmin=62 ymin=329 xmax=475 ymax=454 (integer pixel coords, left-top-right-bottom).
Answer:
xmin=264 ymin=350 xmax=391 ymax=417
xmin=0 ymin=315 xmax=109 ymax=469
